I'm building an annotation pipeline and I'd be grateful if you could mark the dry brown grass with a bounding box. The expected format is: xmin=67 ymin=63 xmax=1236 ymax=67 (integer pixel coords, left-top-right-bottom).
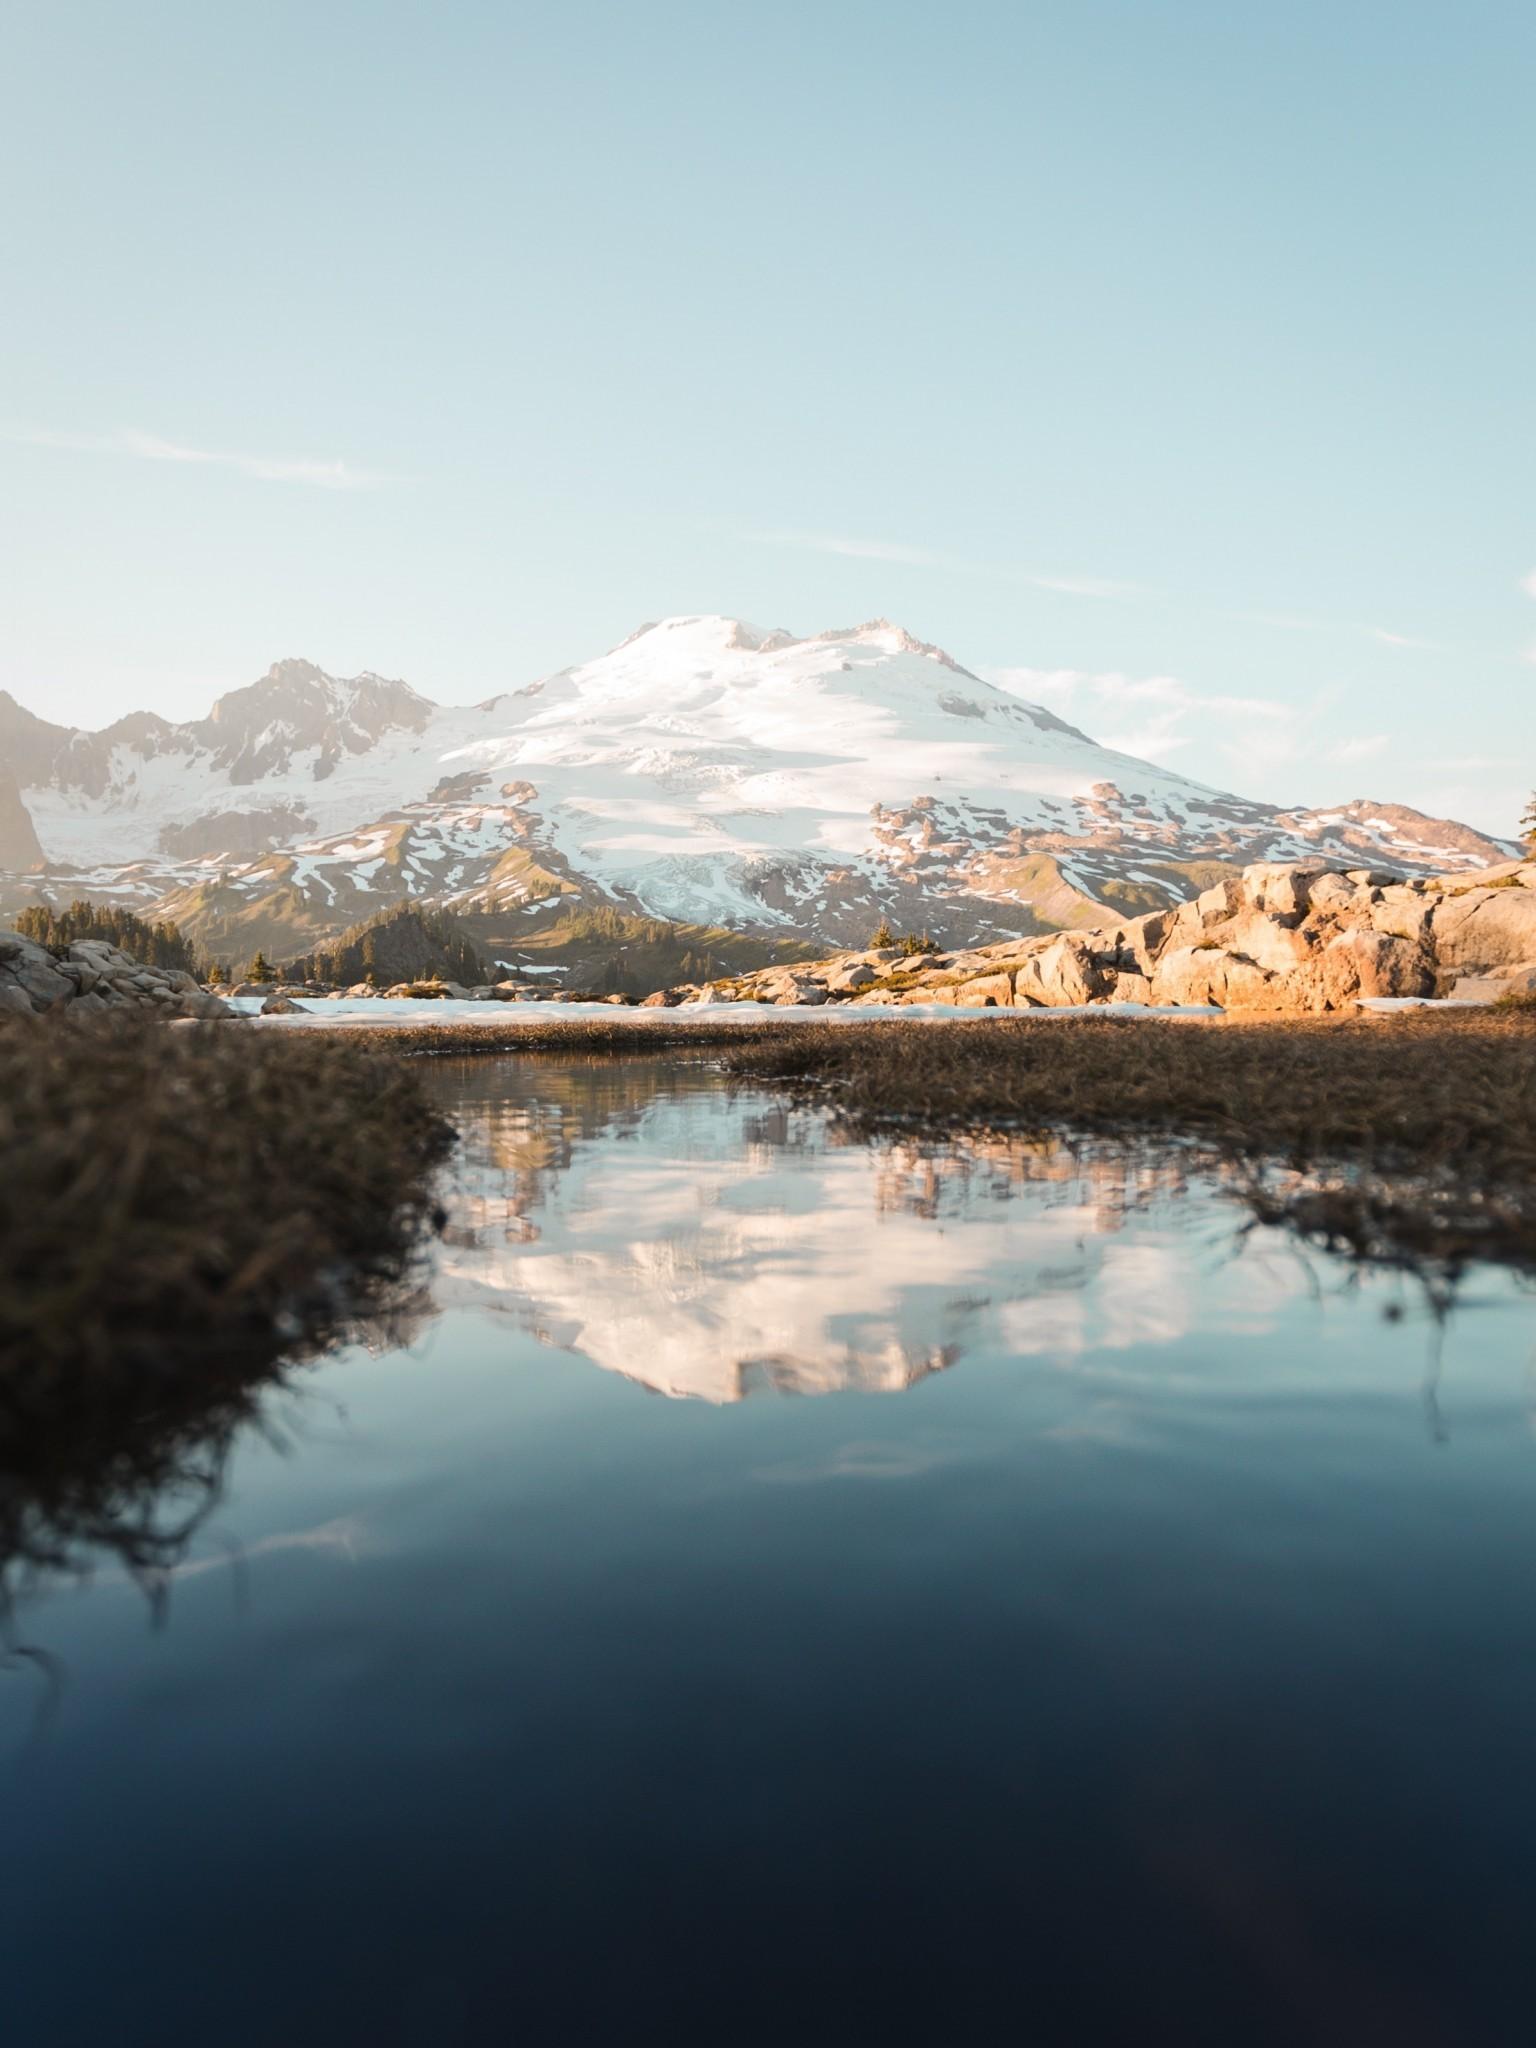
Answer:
xmin=0 ymin=1013 xmax=454 ymax=1587
xmin=720 ymin=1010 xmax=1536 ymax=1272
xmin=261 ymin=1015 xmax=802 ymax=1055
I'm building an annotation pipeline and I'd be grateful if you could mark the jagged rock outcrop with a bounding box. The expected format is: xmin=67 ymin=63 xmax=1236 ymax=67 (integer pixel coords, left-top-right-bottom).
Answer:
xmin=0 ymin=932 xmax=233 ymax=1019
xmin=652 ymin=860 xmax=1536 ymax=1015
xmin=0 ymin=772 xmax=44 ymax=871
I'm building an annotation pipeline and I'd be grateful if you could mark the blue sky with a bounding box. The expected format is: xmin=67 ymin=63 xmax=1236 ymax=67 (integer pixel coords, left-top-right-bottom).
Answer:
xmin=2 ymin=0 xmax=1531 ymax=832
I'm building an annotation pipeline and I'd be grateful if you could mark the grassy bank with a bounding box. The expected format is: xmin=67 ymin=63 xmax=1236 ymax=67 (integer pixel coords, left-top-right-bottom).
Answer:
xmin=0 ymin=1015 xmax=454 ymax=1586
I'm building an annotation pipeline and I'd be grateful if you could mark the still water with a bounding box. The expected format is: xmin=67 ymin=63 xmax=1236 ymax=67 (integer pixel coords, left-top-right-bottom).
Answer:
xmin=6 ymin=1056 xmax=1536 ymax=2045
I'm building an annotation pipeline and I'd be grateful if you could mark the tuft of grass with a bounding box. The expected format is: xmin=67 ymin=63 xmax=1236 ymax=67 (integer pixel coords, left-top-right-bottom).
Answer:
xmin=1492 ymin=987 xmax=1536 ymax=1012
xmin=1446 ymin=872 xmax=1529 ymax=896
xmin=0 ymin=1013 xmax=455 ymax=1586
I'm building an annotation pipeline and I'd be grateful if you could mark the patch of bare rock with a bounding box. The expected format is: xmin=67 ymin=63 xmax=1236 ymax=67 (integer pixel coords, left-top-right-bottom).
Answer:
xmin=640 ymin=860 xmax=1536 ymax=1015
xmin=0 ymin=933 xmax=234 ymax=1019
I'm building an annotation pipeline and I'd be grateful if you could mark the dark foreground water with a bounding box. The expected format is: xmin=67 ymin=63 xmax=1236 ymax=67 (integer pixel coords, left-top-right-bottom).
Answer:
xmin=6 ymin=1058 xmax=1536 ymax=2046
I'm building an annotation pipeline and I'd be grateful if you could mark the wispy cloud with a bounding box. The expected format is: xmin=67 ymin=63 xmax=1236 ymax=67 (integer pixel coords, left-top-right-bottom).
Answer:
xmin=1368 ymin=626 xmax=1441 ymax=651
xmin=1522 ymin=569 xmax=1536 ymax=599
xmin=1026 ymin=570 xmax=1147 ymax=600
xmin=1329 ymin=733 xmax=1390 ymax=766
xmin=1227 ymin=609 xmax=1330 ymax=633
xmin=758 ymin=533 xmax=1461 ymax=646
xmin=754 ymin=529 xmax=1149 ymax=601
xmin=765 ymin=531 xmax=949 ymax=569
xmin=4 ymin=423 xmax=390 ymax=490
xmin=1231 ymin=609 xmax=1448 ymax=653
xmin=982 ymin=665 xmax=1286 ymax=764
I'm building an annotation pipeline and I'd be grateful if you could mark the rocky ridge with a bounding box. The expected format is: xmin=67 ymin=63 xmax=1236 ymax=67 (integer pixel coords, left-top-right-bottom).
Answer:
xmin=645 ymin=860 xmax=1536 ymax=1015
xmin=0 ymin=933 xmax=234 ymax=1020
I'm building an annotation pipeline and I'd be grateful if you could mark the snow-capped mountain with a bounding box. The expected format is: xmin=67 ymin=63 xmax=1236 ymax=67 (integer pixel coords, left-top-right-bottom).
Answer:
xmin=0 ymin=617 xmax=1515 ymax=957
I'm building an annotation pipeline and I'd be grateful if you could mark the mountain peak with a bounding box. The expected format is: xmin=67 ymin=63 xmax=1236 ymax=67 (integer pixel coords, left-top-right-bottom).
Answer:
xmin=612 ymin=615 xmax=795 ymax=656
xmin=606 ymin=614 xmax=972 ymax=673
xmin=814 ymin=618 xmax=973 ymax=675
xmin=262 ymin=657 xmax=331 ymax=687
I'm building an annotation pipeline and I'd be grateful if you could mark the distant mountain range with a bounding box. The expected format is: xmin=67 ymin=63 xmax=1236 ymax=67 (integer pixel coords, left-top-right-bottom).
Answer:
xmin=0 ymin=616 xmax=1514 ymax=966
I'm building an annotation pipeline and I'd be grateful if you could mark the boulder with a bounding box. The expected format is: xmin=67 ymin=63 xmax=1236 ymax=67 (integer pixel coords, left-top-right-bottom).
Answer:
xmin=1452 ymin=968 xmax=1536 ymax=1002
xmin=0 ymin=934 xmax=74 ymax=1010
xmin=1015 ymin=934 xmax=1112 ymax=1007
xmin=1150 ymin=946 xmax=1273 ymax=1010
xmin=1108 ymin=971 xmax=1153 ymax=1005
xmin=196 ymin=990 xmax=239 ymax=1018
xmin=1272 ymin=931 xmax=1436 ymax=1012
xmin=1217 ymin=911 xmax=1316 ymax=975
xmin=1195 ymin=876 xmax=1247 ymax=927
xmin=953 ymin=972 xmax=1014 ymax=1008
xmin=1117 ymin=909 xmax=1176 ymax=974
xmin=1240 ymin=863 xmax=1326 ymax=921
xmin=260 ymin=994 xmax=307 ymax=1015
xmin=1365 ymin=887 xmax=1434 ymax=943
xmin=826 ymin=961 xmax=879 ymax=993
xmin=1306 ymin=872 xmax=1361 ymax=916
xmin=1429 ymin=882 xmax=1536 ymax=975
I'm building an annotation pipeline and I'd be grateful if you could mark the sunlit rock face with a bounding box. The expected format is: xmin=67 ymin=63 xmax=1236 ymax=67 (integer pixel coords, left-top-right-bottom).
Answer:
xmin=716 ymin=857 xmax=1536 ymax=1013
xmin=427 ymin=1066 xmax=1229 ymax=1404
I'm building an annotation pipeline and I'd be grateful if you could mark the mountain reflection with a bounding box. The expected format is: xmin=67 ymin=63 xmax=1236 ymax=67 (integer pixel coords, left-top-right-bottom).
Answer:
xmin=427 ymin=1056 xmax=1224 ymax=1403
xmin=0 ymin=1056 xmax=1486 ymax=1599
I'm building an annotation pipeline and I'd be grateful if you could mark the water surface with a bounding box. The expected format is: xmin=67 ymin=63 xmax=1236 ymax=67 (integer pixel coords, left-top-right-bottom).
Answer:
xmin=5 ymin=1056 xmax=1535 ymax=2044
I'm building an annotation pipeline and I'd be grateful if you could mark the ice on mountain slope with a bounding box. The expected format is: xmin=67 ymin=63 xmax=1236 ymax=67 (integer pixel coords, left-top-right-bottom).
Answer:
xmin=0 ymin=617 xmax=1516 ymax=947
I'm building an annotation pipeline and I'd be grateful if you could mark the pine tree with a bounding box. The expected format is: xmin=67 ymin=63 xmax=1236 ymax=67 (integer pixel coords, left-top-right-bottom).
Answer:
xmin=247 ymin=950 xmax=273 ymax=982
xmin=869 ymin=918 xmax=895 ymax=948
xmin=1522 ymin=794 xmax=1536 ymax=846
xmin=15 ymin=898 xmax=203 ymax=977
